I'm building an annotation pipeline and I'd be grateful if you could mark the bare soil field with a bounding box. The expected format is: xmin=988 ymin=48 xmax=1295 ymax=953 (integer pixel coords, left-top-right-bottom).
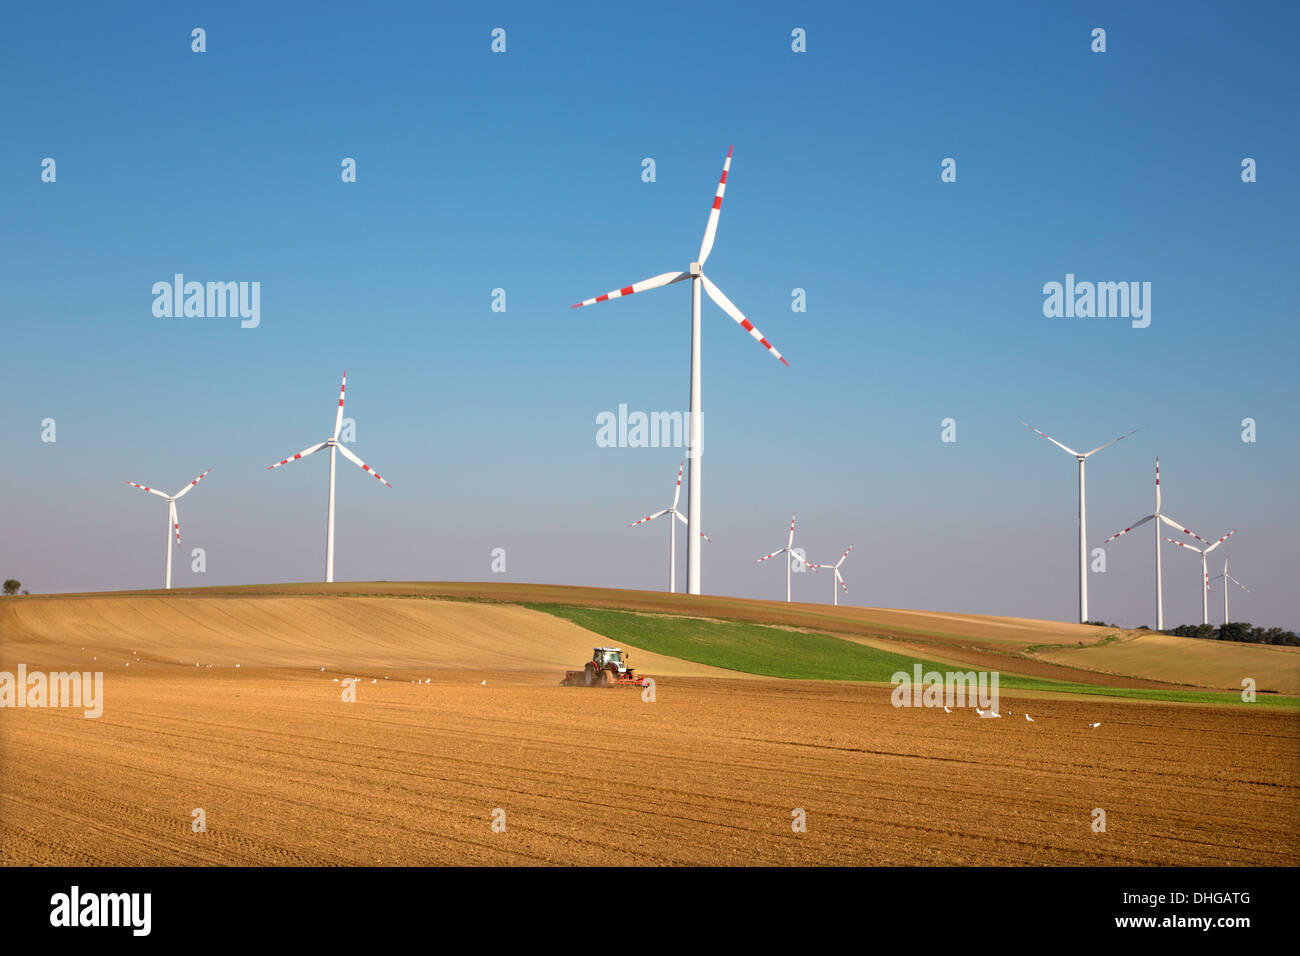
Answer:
xmin=1034 ymin=632 xmax=1300 ymax=696
xmin=34 ymin=582 xmax=1180 ymax=688
xmin=2 ymin=588 xmax=1297 ymax=866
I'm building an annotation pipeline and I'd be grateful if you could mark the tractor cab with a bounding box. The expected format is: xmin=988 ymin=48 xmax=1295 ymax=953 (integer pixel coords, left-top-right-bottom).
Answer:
xmin=593 ymin=647 xmax=627 ymax=671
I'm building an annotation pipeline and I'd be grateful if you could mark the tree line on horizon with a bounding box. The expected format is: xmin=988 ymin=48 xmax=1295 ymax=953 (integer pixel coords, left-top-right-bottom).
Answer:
xmin=1165 ymin=622 xmax=1298 ymax=646
xmin=1088 ymin=618 xmax=1298 ymax=646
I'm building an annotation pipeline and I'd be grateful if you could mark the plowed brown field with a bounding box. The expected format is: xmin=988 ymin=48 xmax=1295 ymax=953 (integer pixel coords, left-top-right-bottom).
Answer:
xmin=2 ymin=589 xmax=1297 ymax=865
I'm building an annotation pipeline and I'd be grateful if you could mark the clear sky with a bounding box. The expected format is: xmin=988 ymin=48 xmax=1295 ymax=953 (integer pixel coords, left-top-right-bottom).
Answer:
xmin=2 ymin=1 xmax=1297 ymax=629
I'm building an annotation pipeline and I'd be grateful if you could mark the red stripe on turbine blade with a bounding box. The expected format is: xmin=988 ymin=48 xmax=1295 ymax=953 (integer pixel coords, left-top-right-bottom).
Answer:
xmin=719 ymin=171 xmax=727 ymax=184
xmin=740 ymin=318 xmax=754 ymax=331
xmin=712 ymin=196 xmax=722 ymax=209
xmin=780 ymin=356 xmax=790 ymax=367
xmin=596 ymin=294 xmax=609 ymax=302
xmin=620 ymin=286 xmax=634 ymax=296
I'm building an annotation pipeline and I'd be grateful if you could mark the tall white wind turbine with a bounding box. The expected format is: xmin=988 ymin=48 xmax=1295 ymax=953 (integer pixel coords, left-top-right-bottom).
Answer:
xmin=572 ymin=147 xmax=789 ymax=596
xmin=1018 ymin=421 xmax=1142 ymax=623
xmin=1211 ymin=558 xmax=1251 ymax=625
xmin=1103 ymin=458 xmax=1205 ymax=631
xmin=627 ymin=461 xmax=710 ymax=593
xmin=125 ymin=469 xmax=211 ymax=589
xmin=755 ymin=513 xmax=801 ymax=603
xmin=808 ymin=545 xmax=853 ymax=606
xmin=267 ymin=372 xmax=392 ymax=583
xmin=1166 ymin=530 xmax=1236 ymax=626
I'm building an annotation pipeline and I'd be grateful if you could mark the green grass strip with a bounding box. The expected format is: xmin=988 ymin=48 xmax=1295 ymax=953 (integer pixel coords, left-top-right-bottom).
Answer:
xmin=527 ymin=603 xmax=1300 ymax=708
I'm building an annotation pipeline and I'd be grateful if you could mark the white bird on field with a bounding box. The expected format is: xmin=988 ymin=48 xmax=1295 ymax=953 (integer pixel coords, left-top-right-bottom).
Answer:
xmin=1025 ymin=713 xmax=1033 ymax=722
xmin=481 ymin=680 xmax=487 ymax=685
xmin=1088 ymin=722 xmax=1101 ymax=728
xmin=943 ymin=706 xmax=951 ymax=714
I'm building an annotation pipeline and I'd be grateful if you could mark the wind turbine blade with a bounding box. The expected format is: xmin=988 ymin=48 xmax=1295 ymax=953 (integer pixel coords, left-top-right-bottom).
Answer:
xmin=336 ymin=442 xmax=392 ymax=487
xmin=1017 ymin=420 xmax=1080 ymax=457
xmin=629 ymin=509 xmax=668 ymax=527
xmin=697 ymin=146 xmax=733 ymax=265
xmin=1104 ymin=514 xmax=1154 ymax=543
xmin=173 ymin=468 xmax=211 ymax=499
xmin=126 ymin=482 xmax=171 ymax=500
xmin=333 ymin=372 xmax=347 ymax=440
xmin=836 ymin=569 xmax=848 ymax=594
xmin=169 ymin=500 xmax=180 ymax=547
xmin=267 ymin=441 xmax=327 ymax=470
xmin=787 ymin=513 xmax=796 ymax=550
xmin=1202 ymin=529 xmax=1237 ymax=553
xmin=700 ymin=275 xmax=789 ymax=366
xmin=1155 ymin=458 xmax=1162 ymax=512
xmin=674 ymin=510 xmax=687 ymax=526
xmin=699 ymin=531 xmax=711 ymax=543
xmin=1160 ymin=514 xmax=1206 ymax=543
xmin=672 ymin=461 xmax=684 ymax=509
xmin=1082 ymin=425 xmax=1145 ymax=458
xmin=1228 ymin=576 xmax=1251 ymax=593
xmin=837 ymin=544 xmax=853 ymax=568
xmin=1165 ymin=537 xmax=1204 ymax=554
xmin=755 ymin=549 xmax=786 ymax=564
xmin=571 ymin=271 xmax=688 ymax=309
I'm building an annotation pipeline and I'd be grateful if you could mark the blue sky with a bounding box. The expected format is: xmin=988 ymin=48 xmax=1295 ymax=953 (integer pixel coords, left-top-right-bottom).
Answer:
xmin=2 ymin=1 xmax=1297 ymax=629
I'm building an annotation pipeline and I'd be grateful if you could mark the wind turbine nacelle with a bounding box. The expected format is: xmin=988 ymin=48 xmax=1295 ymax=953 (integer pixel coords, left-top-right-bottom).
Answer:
xmin=689 ymin=262 xmax=702 ymax=277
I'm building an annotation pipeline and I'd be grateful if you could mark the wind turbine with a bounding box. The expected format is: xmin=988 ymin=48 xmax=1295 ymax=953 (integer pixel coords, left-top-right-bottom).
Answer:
xmin=627 ymin=461 xmax=710 ymax=593
xmin=572 ymin=147 xmax=789 ymax=596
xmin=125 ymin=469 xmax=210 ymax=589
xmin=756 ymin=513 xmax=802 ymax=602
xmin=808 ymin=545 xmax=853 ymax=606
xmin=1211 ymin=559 xmax=1251 ymax=624
xmin=1103 ymin=458 xmax=1205 ymax=631
xmin=1018 ymin=420 xmax=1142 ymax=623
xmin=267 ymin=372 xmax=392 ymax=583
xmin=1166 ymin=531 xmax=1236 ymax=626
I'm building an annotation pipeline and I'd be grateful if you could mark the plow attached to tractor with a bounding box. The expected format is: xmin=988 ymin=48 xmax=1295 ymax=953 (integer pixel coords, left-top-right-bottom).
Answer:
xmin=560 ymin=647 xmax=649 ymax=687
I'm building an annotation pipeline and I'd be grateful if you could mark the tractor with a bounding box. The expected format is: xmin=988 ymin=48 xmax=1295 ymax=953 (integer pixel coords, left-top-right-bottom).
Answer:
xmin=560 ymin=647 xmax=649 ymax=687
